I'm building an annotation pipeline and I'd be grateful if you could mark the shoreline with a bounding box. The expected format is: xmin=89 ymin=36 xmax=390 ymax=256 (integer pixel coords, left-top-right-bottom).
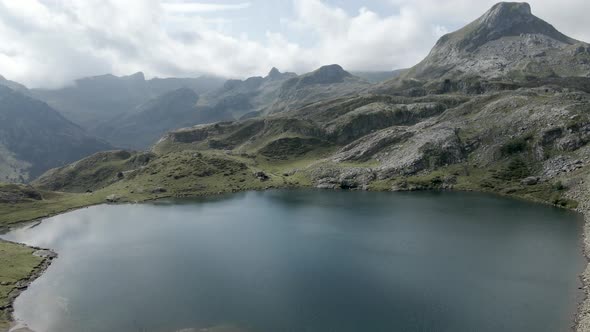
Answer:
xmin=571 ymin=178 xmax=590 ymax=332
xmin=0 ymin=240 xmax=56 ymax=332
xmin=1 ymin=186 xmax=588 ymax=331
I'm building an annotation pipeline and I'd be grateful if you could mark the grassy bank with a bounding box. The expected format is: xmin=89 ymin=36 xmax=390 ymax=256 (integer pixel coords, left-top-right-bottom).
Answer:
xmin=0 ymin=242 xmax=47 ymax=329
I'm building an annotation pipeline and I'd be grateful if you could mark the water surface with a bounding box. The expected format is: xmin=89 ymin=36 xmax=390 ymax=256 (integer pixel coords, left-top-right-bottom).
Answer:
xmin=3 ymin=190 xmax=585 ymax=332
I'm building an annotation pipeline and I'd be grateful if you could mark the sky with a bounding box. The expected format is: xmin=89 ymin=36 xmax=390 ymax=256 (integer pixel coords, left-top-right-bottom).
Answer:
xmin=0 ymin=0 xmax=589 ymax=88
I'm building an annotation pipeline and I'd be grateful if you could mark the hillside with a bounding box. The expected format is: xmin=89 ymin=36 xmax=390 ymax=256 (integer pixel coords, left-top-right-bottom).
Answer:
xmin=0 ymin=86 xmax=111 ymax=183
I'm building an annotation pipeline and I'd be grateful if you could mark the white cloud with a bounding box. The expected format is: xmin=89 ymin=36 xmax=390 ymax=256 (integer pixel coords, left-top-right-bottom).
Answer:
xmin=162 ymin=1 xmax=251 ymax=15
xmin=0 ymin=0 xmax=588 ymax=88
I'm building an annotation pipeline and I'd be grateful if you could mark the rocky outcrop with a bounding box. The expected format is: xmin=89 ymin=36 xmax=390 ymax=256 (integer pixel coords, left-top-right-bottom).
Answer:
xmin=311 ymin=166 xmax=376 ymax=190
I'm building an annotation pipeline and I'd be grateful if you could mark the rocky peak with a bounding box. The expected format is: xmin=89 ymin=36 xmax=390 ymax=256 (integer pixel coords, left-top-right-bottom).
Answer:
xmin=300 ymin=64 xmax=352 ymax=85
xmin=481 ymin=2 xmax=532 ymax=25
xmin=267 ymin=67 xmax=282 ymax=80
xmin=401 ymin=2 xmax=588 ymax=81
xmin=432 ymin=2 xmax=576 ymax=54
xmin=125 ymin=72 xmax=146 ymax=81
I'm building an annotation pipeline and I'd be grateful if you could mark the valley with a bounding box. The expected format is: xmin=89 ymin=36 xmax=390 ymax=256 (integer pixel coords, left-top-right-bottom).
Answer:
xmin=1 ymin=2 xmax=590 ymax=331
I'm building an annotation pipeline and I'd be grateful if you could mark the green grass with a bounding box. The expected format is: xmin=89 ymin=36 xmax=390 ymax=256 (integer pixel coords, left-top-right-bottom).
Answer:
xmin=0 ymin=191 xmax=102 ymax=230
xmin=0 ymin=241 xmax=44 ymax=327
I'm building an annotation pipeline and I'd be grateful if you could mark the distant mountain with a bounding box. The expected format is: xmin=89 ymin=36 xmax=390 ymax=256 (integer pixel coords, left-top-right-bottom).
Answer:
xmin=198 ymin=67 xmax=298 ymax=120
xmin=195 ymin=65 xmax=371 ymax=120
xmin=0 ymin=85 xmax=111 ymax=182
xmin=96 ymin=88 xmax=233 ymax=149
xmin=23 ymin=67 xmax=370 ymax=150
xmin=31 ymin=72 xmax=226 ymax=131
xmin=0 ymin=75 xmax=29 ymax=94
xmin=403 ymin=2 xmax=590 ymax=81
xmin=266 ymin=64 xmax=371 ymax=113
xmin=90 ymin=66 xmax=370 ymax=149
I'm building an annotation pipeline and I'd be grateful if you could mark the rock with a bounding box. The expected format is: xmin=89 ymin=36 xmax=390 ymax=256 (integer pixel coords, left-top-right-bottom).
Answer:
xmin=254 ymin=171 xmax=269 ymax=181
xmin=151 ymin=187 xmax=167 ymax=194
xmin=106 ymin=194 xmax=121 ymax=203
xmin=33 ymin=249 xmax=57 ymax=259
xmin=521 ymin=176 xmax=540 ymax=186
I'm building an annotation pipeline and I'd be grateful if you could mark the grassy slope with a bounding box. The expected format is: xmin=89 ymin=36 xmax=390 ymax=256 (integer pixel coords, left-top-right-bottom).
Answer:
xmin=0 ymin=242 xmax=44 ymax=329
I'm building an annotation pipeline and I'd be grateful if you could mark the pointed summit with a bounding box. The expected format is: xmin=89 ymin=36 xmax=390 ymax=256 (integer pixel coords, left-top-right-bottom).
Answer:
xmin=402 ymin=2 xmax=589 ymax=81
xmin=433 ymin=2 xmax=576 ymax=54
xmin=265 ymin=67 xmax=297 ymax=81
xmin=125 ymin=72 xmax=146 ymax=81
xmin=301 ymin=64 xmax=352 ymax=85
xmin=482 ymin=2 xmax=532 ymax=22
xmin=267 ymin=67 xmax=282 ymax=79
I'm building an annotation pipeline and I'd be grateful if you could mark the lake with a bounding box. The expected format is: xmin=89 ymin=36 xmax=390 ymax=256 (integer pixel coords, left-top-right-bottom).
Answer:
xmin=2 ymin=190 xmax=586 ymax=332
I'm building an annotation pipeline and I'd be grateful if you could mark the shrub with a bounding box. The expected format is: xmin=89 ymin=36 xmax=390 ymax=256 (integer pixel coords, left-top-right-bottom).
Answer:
xmin=500 ymin=138 xmax=528 ymax=156
xmin=496 ymin=158 xmax=530 ymax=180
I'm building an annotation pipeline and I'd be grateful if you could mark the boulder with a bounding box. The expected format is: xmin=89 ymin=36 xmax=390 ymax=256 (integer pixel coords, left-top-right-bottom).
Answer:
xmin=151 ymin=187 xmax=168 ymax=194
xmin=521 ymin=176 xmax=539 ymax=186
xmin=106 ymin=194 xmax=121 ymax=203
xmin=254 ymin=171 xmax=269 ymax=181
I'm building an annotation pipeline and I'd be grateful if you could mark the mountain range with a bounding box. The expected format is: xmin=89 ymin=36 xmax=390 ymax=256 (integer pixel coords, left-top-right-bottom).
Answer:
xmin=3 ymin=1 xmax=590 ymax=213
xmin=0 ymin=61 xmax=389 ymax=178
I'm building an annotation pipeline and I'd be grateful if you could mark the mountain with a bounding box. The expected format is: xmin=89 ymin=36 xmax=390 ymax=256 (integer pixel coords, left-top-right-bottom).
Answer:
xmin=31 ymin=72 xmax=226 ymax=131
xmin=402 ymin=2 xmax=590 ymax=81
xmin=0 ymin=85 xmax=111 ymax=183
xmin=197 ymin=65 xmax=370 ymax=119
xmin=96 ymin=88 xmax=233 ymax=149
xmin=266 ymin=64 xmax=371 ymax=114
xmin=0 ymin=75 xmax=29 ymax=94
xmin=197 ymin=67 xmax=297 ymax=120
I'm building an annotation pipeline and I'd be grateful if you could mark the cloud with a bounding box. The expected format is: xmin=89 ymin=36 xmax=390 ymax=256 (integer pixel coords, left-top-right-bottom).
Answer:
xmin=162 ymin=1 xmax=251 ymax=15
xmin=0 ymin=0 xmax=588 ymax=88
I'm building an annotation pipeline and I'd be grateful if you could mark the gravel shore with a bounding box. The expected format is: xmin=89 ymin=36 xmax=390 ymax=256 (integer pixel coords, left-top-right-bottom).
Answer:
xmin=570 ymin=176 xmax=590 ymax=332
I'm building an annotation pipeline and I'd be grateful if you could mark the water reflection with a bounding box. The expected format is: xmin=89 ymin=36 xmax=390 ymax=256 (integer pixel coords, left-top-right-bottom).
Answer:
xmin=2 ymin=190 xmax=585 ymax=332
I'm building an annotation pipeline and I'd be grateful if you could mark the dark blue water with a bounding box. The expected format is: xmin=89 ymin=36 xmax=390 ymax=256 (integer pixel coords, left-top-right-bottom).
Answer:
xmin=2 ymin=191 xmax=585 ymax=332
